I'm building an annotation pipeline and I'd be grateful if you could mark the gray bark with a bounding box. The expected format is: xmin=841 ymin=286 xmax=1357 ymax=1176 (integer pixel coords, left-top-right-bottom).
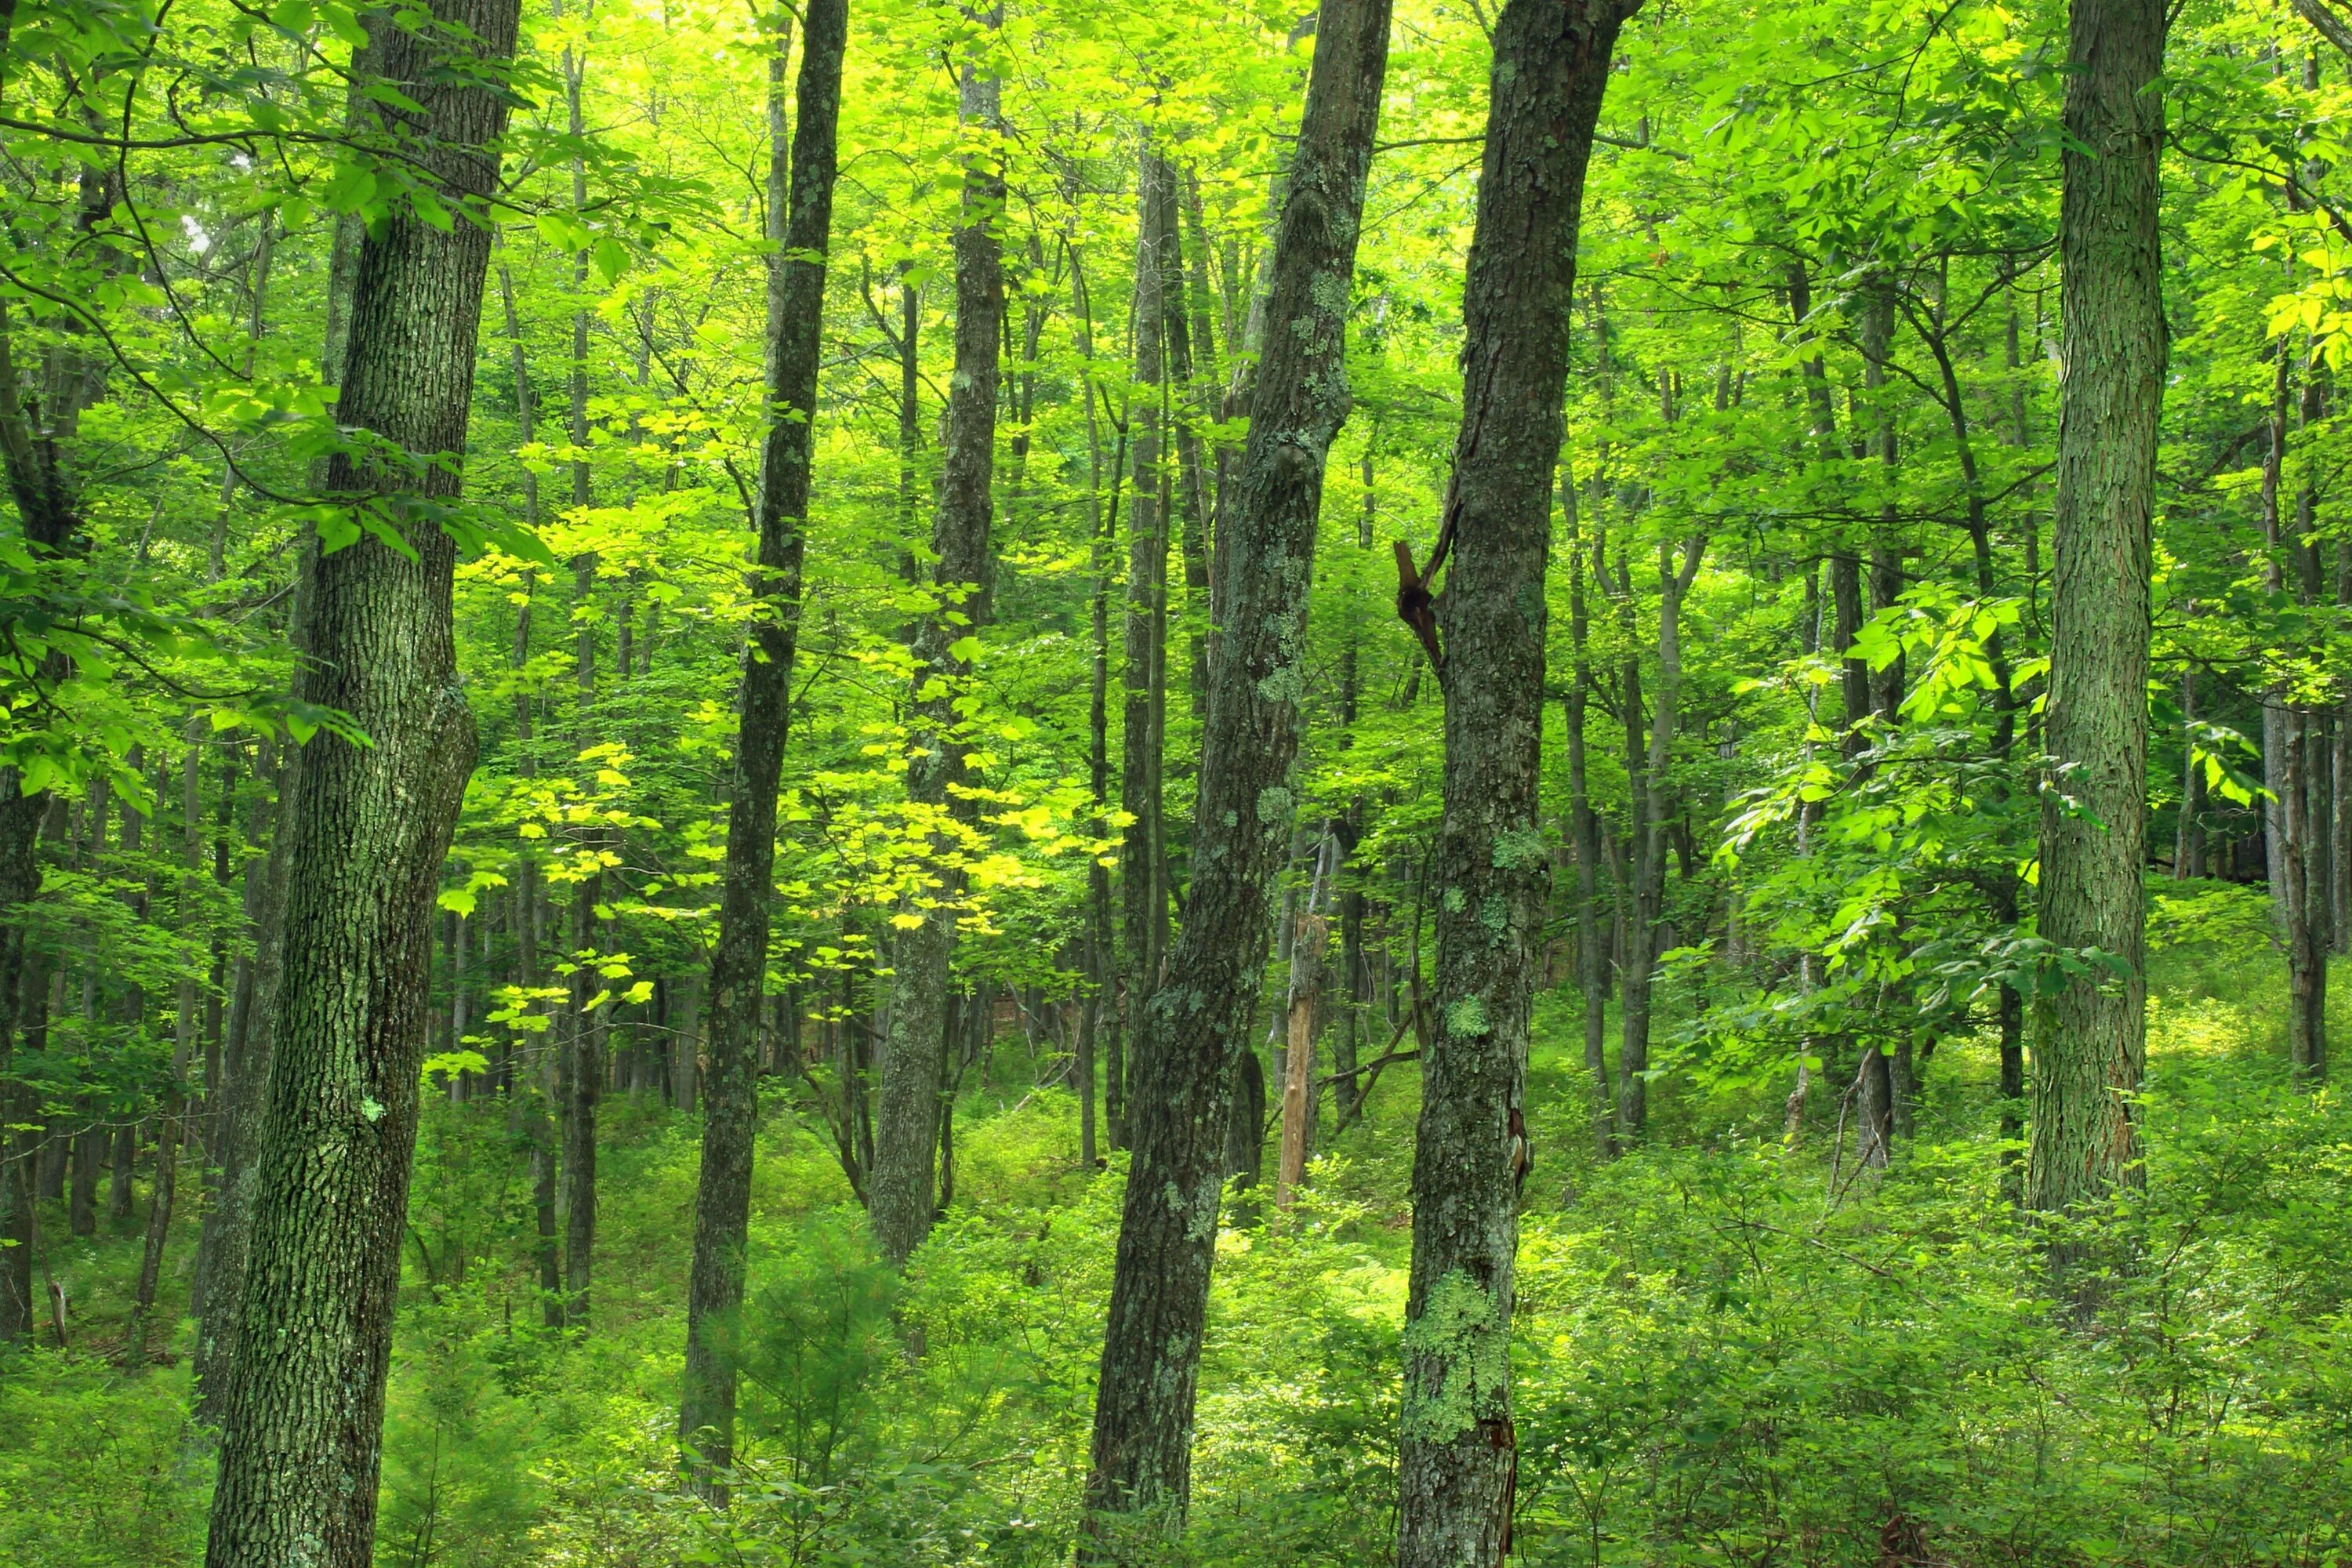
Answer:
xmin=678 ymin=0 xmax=846 ymax=1483
xmin=202 ymin=0 xmax=516 ymax=1555
xmin=1396 ymin=3 xmax=1638 ymax=1561
xmin=2027 ymin=0 xmax=2165 ymax=1225
xmin=870 ymin=27 xmax=1004 ymax=1267
xmin=1079 ymin=2 xmax=1392 ymax=1552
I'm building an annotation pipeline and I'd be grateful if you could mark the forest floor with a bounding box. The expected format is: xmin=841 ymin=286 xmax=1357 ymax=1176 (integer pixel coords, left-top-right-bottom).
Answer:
xmin=5 ymin=927 xmax=2350 ymax=1566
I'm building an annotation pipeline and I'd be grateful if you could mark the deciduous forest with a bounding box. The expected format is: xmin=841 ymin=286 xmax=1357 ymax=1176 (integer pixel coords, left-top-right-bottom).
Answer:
xmin=2 ymin=0 xmax=2349 ymax=1563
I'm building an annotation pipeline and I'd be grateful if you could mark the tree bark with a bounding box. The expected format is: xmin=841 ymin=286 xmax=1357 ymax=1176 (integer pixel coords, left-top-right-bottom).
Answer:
xmin=1276 ymin=835 xmax=1335 ymax=1207
xmin=203 ymin=0 xmax=516 ymax=1556
xmin=1615 ymin=534 xmax=1702 ymax=1144
xmin=1120 ymin=149 xmax=1174 ymax=1132
xmin=1080 ymin=2 xmax=1391 ymax=1552
xmin=1563 ymin=468 xmax=1613 ymax=1158
xmin=870 ymin=22 xmax=1003 ymax=1267
xmin=678 ymin=0 xmax=846 ymax=1483
xmin=1396 ymin=4 xmax=1636 ymax=1562
xmin=2027 ymin=0 xmax=2164 ymax=1228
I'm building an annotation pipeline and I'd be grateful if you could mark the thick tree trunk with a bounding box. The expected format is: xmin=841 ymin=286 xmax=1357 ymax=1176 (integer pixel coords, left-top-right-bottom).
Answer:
xmin=870 ymin=32 xmax=1003 ymax=1267
xmin=1396 ymin=3 xmax=1635 ymax=1562
xmin=2027 ymin=0 xmax=2164 ymax=1228
xmin=1080 ymin=2 xmax=1391 ymax=1553
xmin=195 ymin=205 xmax=360 ymax=1421
xmin=202 ymin=0 xmax=515 ymax=1558
xmin=678 ymin=0 xmax=846 ymax=1483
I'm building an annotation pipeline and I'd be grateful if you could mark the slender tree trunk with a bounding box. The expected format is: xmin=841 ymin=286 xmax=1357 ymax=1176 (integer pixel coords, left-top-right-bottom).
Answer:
xmin=128 ymin=724 xmax=208 ymax=1354
xmin=1563 ymin=469 xmax=1613 ymax=1159
xmin=870 ymin=24 xmax=1004 ymax=1267
xmin=0 ymin=801 xmax=64 ymax=1347
xmin=2177 ymin=668 xmax=2202 ymax=877
xmin=1120 ymin=148 xmax=1174 ymax=1131
xmin=204 ymin=0 xmax=516 ymax=1556
xmin=1396 ymin=5 xmax=1636 ymax=1561
xmin=554 ymin=29 xmax=602 ymax=1329
xmin=2283 ymin=706 xmax=2330 ymax=1080
xmin=491 ymin=233 xmax=564 ymax=1325
xmin=1080 ymin=2 xmax=1391 ymax=1552
xmin=1615 ymin=535 xmax=1701 ymax=1143
xmin=678 ymin=0 xmax=845 ymax=1483
xmin=193 ymin=738 xmax=293 ymax=1418
xmin=2027 ymin=0 xmax=2164 ymax=1230
xmin=1073 ymin=246 xmax=1123 ymax=1152
xmin=1276 ymin=834 xmax=1334 ymax=1207
xmin=69 ymin=1120 xmax=99 ymax=1236
xmin=0 ymin=38 xmax=107 ymax=1327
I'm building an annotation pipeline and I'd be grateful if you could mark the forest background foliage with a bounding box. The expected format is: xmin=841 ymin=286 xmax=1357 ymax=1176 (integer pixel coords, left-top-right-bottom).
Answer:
xmin=2 ymin=0 xmax=2350 ymax=1562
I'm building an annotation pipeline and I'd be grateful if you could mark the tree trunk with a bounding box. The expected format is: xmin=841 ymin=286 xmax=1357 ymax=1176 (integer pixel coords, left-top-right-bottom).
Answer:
xmin=194 ymin=198 xmax=361 ymax=1421
xmin=2027 ymin=0 xmax=2164 ymax=1229
xmin=1080 ymin=2 xmax=1391 ymax=1553
xmin=2176 ymin=668 xmax=2202 ymax=877
xmin=2283 ymin=706 xmax=2329 ymax=1080
xmin=202 ymin=0 xmax=515 ymax=1557
xmin=678 ymin=0 xmax=845 ymax=1484
xmin=0 ymin=30 xmax=107 ymax=1340
xmin=1276 ymin=836 xmax=1335 ymax=1207
xmin=107 ymin=1120 xmax=135 ymax=1221
xmin=193 ymin=737 xmax=296 ymax=1420
xmin=1074 ymin=245 xmax=1123 ymax=1152
xmin=0 ymin=801 xmax=64 ymax=1347
xmin=69 ymin=1120 xmax=98 ymax=1236
xmin=870 ymin=26 xmax=1003 ymax=1268
xmin=1563 ymin=470 xmax=1613 ymax=1158
xmin=1615 ymin=534 xmax=1703 ymax=1145
xmin=128 ymin=726 xmax=209 ymax=1356
xmin=1396 ymin=4 xmax=1635 ymax=1563
xmin=1120 ymin=149 xmax=1174 ymax=1134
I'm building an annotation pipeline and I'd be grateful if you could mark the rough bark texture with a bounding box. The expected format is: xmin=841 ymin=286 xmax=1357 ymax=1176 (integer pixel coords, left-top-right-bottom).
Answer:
xmin=2027 ymin=0 xmax=2164 ymax=1223
xmin=1079 ymin=1 xmax=1392 ymax=1553
xmin=1396 ymin=3 xmax=1635 ymax=1563
xmin=1562 ymin=476 xmax=1613 ymax=1159
xmin=678 ymin=0 xmax=847 ymax=1479
xmin=870 ymin=34 xmax=1003 ymax=1268
xmin=2281 ymin=706 xmax=2329 ymax=1079
xmin=196 ymin=209 xmax=356 ymax=1429
xmin=201 ymin=0 xmax=515 ymax=1558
